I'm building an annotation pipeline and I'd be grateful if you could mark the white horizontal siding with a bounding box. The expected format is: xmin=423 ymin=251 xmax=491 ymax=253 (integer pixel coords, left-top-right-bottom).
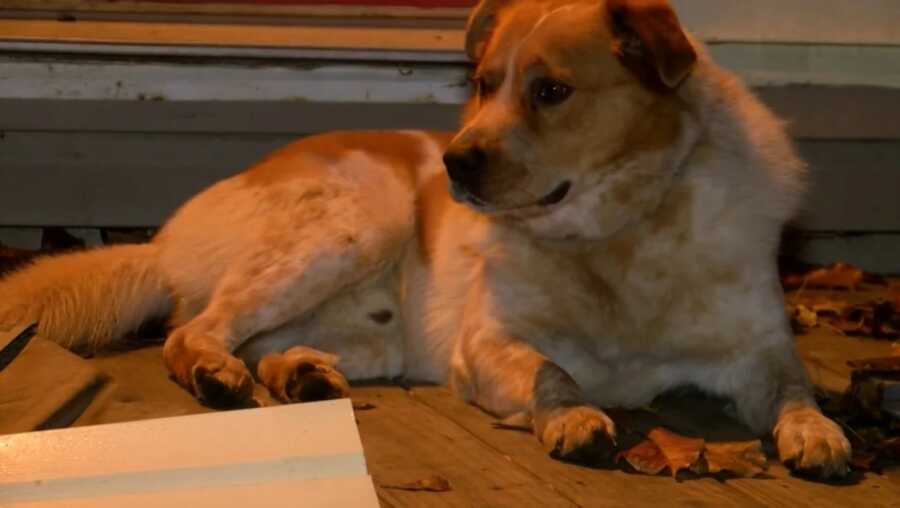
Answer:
xmin=0 ymin=2 xmax=897 ymax=271
xmin=672 ymin=0 xmax=900 ymax=45
xmin=1 ymin=44 xmax=898 ymax=106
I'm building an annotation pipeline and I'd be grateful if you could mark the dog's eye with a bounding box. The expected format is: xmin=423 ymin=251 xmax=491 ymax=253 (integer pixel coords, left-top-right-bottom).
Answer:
xmin=531 ymin=78 xmax=573 ymax=107
xmin=474 ymin=77 xmax=499 ymax=99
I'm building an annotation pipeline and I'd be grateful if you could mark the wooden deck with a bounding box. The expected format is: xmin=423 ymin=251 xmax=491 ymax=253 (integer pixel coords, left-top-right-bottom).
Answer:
xmin=352 ymin=382 xmax=900 ymax=508
xmin=352 ymin=299 xmax=900 ymax=508
xmin=4 ymin=286 xmax=898 ymax=507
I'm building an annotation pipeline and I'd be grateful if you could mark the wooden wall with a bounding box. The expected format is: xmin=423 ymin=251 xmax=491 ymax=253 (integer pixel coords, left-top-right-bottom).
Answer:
xmin=0 ymin=2 xmax=898 ymax=271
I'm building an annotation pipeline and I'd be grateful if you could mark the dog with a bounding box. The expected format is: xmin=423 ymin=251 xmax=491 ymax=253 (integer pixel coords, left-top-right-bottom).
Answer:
xmin=0 ymin=0 xmax=850 ymax=477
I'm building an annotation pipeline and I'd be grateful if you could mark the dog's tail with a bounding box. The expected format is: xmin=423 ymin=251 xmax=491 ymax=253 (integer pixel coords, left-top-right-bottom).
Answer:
xmin=0 ymin=243 xmax=171 ymax=354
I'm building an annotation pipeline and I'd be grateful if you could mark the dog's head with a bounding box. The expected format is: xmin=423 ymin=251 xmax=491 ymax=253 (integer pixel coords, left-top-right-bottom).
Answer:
xmin=445 ymin=0 xmax=697 ymax=239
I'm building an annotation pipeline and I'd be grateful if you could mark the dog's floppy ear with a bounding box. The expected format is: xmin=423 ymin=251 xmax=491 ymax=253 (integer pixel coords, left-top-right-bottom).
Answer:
xmin=606 ymin=0 xmax=696 ymax=90
xmin=465 ymin=0 xmax=512 ymax=62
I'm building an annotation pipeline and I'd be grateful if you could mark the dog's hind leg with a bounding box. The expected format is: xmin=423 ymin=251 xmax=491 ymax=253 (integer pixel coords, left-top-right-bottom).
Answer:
xmin=162 ymin=186 xmax=412 ymax=408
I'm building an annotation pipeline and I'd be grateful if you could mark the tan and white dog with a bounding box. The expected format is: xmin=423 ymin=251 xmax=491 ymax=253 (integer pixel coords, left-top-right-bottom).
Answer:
xmin=0 ymin=0 xmax=850 ymax=477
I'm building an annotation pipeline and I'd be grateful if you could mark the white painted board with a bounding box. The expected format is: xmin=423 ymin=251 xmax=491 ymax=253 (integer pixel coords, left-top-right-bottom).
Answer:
xmin=0 ymin=399 xmax=378 ymax=507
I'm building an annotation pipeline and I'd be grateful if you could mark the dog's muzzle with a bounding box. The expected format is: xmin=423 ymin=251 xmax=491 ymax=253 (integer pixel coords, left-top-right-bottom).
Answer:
xmin=443 ymin=147 xmax=485 ymax=191
xmin=444 ymin=147 xmax=490 ymax=206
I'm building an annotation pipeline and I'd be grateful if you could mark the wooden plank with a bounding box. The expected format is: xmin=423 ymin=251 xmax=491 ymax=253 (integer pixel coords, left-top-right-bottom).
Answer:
xmin=1 ymin=399 xmax=372 ymax=504
xmin=3 ymin=86 xmax=899 ymax=140
xmin=408 ymin=385 xmax=900 ymax=507
xmin=0 ymin=1 xmax=471 ymax=20
xmin=401 ymin=385 xmax=765 ymax=507
xmin=707 ymin=43 xmax=900 ymax=90
xmin=0 ymin=100 xmax=461 ymax=134
xmin=0 ymin=19 xmax=466 ymax=53
xmin=351 ymin=384 xmax=578 ymax=507
xmin=0 ymin=227 xmax=42 ymax=249
xmin=4 ymin=133 xmax=898 ymax=233
xmin=758 ymin=86 xmax=900 ymax=141
xmin=0 ymin=131 xmax=290 ymax=227
xmin=723 ymin=466 xmax=900 ymax=508
xmin=5 ymin=0 xmax=900 ymax=45
xmin=672 ymin=0 xmax=900 ymax=46
xmin=2 ymin=47 xmax=899 ymax=105
xmin=0 ymin=336 xmax=103 ymax=434
xmin=0 ymin=58 xmax=471 ymax=104
xmin=78 ymin=346 xmax=213 ymax=427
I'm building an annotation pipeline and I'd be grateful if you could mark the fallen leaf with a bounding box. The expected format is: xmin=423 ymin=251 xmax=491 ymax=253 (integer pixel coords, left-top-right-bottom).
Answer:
xmin=647 ymin=427 xmax=705 ymax=477
xmin=847 ymin=355 xmax=900 ymax=372
xmin=617 ymin=439 xmax=667 ymax=475
xmin=381 ymin=475 xmax=452 ymax=492
xmin=802 ymin=263 xmax=864 ymax=290
xmin=790 ymin=304 xmax=818 ymax=331
xmin=702 ymin=440 xmax=767 ymax=477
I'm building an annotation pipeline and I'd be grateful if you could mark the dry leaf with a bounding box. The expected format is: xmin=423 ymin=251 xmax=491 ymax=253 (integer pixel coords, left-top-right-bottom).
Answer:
xmin=802 ymin=263 xmax=864 ymax=290
xmin=647 ymin=427 xmax=705 ymax=477
xmin=618 ymin=428 xmax=770 ymax=479
xmin=617 ymin=439 xmax=667 ymax=475
xmin=381 ymin=475 xmax=452 ymax=492
xmin=791 ymin=304 xmax=818 ymax=331
xmin=702 ymin=441 xmax=767 ymax=477
xmin=847 ymin=355 xmax=900 ymax=372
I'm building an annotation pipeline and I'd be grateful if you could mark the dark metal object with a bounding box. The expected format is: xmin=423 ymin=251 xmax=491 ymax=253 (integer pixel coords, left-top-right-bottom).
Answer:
xmin=0 ymin=323 xmax=37 ymax=373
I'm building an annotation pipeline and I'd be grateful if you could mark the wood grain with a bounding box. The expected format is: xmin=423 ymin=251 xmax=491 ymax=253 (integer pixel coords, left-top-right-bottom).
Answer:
xmin=351 ymin=384 xmax=578 ymax=507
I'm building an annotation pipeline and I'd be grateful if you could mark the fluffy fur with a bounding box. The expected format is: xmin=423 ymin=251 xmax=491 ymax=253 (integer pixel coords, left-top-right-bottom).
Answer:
xmin=0 ymin=0 xmax=849 ymax=478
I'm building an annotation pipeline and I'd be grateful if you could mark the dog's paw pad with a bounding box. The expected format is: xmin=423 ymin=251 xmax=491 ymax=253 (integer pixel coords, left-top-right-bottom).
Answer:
xmin=258 ymin=348 xmax=350 ymax=404
xmin=775 ymin=407 xmax=851 ymax=479
xmin=285 ymin=361 xmax=350 ymax=402
xmin=191 ymin=355 xmax=254 ymax=409
xmin=540 ymin=405 xmax=617 ymax=464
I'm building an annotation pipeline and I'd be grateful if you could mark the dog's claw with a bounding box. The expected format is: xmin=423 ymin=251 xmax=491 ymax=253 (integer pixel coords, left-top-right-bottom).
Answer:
xmin=775 ymin=407 xmax=852 ymax=479
xmin=190 ymin=354 xmax=254 ymax=409
xmin=538 ymin=405 xmax=617 ymax=464
xmin=257 ymin=347 xmax=350 ymax=403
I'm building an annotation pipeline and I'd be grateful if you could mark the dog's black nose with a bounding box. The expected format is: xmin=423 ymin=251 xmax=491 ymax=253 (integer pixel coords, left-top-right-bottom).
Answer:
xmin=443 ymin=147 xmax=486 ymax=189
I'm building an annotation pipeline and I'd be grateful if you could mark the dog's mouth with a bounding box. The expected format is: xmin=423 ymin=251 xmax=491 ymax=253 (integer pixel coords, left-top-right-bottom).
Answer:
xmin=536 ymin=181 xmax=571 ymax=206
xmin=450 ymin=180 xmax=572 ymax=212
xmin=450 ymin=180 xmax=488 ymax=207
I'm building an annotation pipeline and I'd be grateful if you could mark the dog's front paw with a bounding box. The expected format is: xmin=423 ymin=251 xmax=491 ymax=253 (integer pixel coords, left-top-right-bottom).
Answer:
xmin=190 ymin=353 xmax=255 ymax=409
xmin=775 ymin=407 xmax=851 ymax=479
xmin=536 ymin=404 xmax=617 ymax=464
xmin=258 ymin=346 xmax=350 ymax=403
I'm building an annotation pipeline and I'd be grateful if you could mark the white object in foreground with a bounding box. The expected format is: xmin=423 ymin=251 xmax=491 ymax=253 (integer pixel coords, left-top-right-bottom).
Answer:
xmin=0 ymin=399 xmax=378 ymax=507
